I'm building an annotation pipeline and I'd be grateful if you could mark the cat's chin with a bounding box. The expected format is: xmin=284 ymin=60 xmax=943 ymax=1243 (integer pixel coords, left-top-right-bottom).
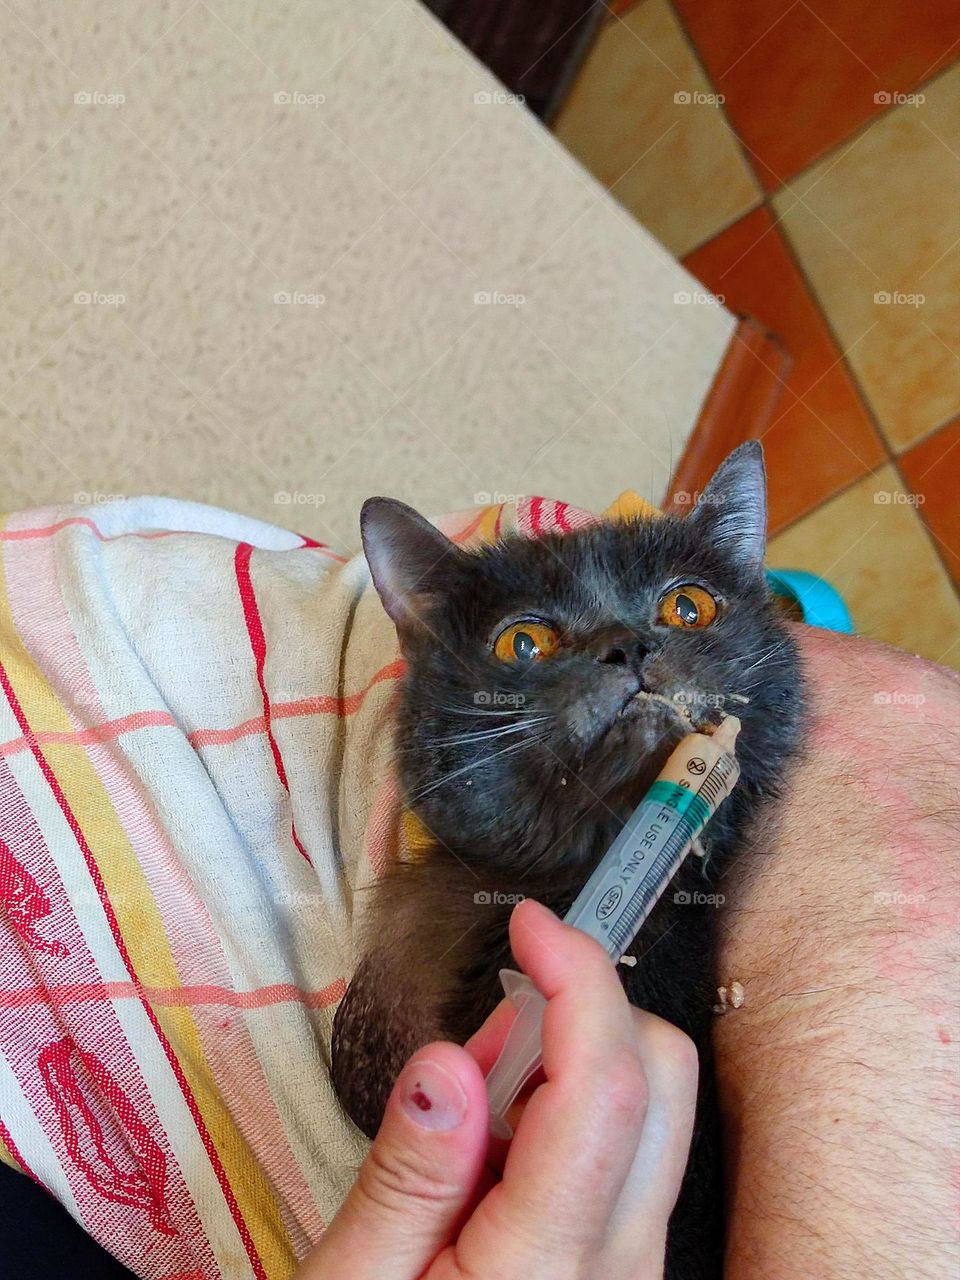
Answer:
xmin=581 ymin=693 xmax=690 ymax=801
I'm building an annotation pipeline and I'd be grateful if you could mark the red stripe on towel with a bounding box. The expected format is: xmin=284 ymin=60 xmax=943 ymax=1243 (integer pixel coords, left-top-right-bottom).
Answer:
xmin=0 ymin=710 xmax=178 ymax=758
xmin=0 ymin=657 xmax=266 ymax=1280
xmin=0 ymin=518 xmax=176 ymax=543
xmin=0 ymin=517 xmax=347 ymax=560
xmin=234 ymin=544 xmax=311 ymax=865
xmin=0 ymin=978 xmax=348 ymax=1012
xmin=0 ymin=661 xmax=408 ymax=759
xmin=529 ymin=496 xmax=544 ymax=536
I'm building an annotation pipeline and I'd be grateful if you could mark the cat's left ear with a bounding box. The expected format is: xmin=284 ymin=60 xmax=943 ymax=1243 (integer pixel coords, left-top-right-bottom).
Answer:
xmin=361 ymin=497 xmax=465 ymax=649
xmin=685 ymin=441 xmax=767 ymax=574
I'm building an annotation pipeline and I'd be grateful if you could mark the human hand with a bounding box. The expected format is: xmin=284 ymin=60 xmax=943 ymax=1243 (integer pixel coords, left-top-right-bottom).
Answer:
xmin=297 ymin=899 xmax=698 ymax=1280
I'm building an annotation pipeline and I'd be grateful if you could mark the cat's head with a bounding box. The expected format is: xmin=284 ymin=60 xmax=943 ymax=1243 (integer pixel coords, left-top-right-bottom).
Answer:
xmin=362 ymin=443 xmax=800 ymax=871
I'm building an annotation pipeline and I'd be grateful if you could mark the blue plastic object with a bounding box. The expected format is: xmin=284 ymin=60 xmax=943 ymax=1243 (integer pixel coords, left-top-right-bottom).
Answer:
xmin=765 ymin=568 xmax=854 ymax=633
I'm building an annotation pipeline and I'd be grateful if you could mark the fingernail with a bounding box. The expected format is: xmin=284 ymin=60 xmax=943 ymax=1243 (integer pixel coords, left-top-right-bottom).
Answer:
xmin=398 ymin=1058 xmax=468 ymax=1132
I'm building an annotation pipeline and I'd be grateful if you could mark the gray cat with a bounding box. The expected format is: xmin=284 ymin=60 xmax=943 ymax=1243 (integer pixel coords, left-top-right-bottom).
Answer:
xmin=332 ymin=442 xmax=805 ymax=1277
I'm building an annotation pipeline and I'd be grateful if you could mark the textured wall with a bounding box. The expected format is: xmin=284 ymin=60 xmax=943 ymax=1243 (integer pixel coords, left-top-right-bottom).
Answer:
xmin=0 ymin=0 xmax=734 ymax=547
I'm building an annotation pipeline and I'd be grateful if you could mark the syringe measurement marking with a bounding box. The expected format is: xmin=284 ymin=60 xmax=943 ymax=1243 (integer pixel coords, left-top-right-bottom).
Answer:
xmin=595 ymin=757 xmax=736 ymax=956
xmin=691 ymin=754 xmax=737 ymax=810
xmin=605 ymin=820 xmax=692 ymax=953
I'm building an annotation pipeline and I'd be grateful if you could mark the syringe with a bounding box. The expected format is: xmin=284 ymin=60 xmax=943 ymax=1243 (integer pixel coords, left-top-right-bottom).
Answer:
xmin=485 ymin=714 xmax=741 ymax=1138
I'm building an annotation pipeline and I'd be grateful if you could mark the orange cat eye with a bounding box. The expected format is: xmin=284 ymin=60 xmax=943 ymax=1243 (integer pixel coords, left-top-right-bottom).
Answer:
xmin=657 ymin=584 xmax=719 ymax=629
xmin=493 ymin=619 xmax=561 ymax=664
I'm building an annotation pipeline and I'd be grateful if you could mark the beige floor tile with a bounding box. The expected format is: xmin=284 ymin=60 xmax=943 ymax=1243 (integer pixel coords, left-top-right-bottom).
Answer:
xmin=554 ymin=0 xmax=762 ymax=257
xmin=774 ymin=65 xmax=960 ymax=451
xmin=768 ymin=465 xmax=960 ymax=671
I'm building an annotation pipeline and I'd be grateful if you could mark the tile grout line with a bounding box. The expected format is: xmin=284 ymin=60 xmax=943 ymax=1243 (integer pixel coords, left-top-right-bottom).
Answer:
xmin=667 ymin=0 xmax=960 ymax=197
xmin=666 ymin=0 xmax=784 ymax=197
xmin=667 ymin=1 xmax=892 ymax=483
xmin=679 ymin=195 xmax=765 ymax=262
xmin=894 ymin=408 xmax=960 ymax=457
xmin=886 ymin=462 xmax=960 ymax=600
xmin=764 ymin=57 xmax=960 ymax=194
xmin=772 ymin=212 xmax=960 ymax=604
xmin=766 ymin=459 xmax=888 ymax=541
xmin=768 ymin=61 xmax=960 ymax=196
xmin=663 ymin=0 xmax=960 ymax=603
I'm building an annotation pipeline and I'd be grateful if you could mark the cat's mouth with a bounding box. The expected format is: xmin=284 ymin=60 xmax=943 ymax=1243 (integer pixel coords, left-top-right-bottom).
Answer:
xmin=617 ymin=688 xmax=695 ymax=728
xmin=617 ymin=687 xmax=727 ymax=740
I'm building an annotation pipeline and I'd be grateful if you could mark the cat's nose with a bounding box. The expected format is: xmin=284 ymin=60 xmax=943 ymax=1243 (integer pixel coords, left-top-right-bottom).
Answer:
xmin=597 ymin=634 xmax=649 ymax=668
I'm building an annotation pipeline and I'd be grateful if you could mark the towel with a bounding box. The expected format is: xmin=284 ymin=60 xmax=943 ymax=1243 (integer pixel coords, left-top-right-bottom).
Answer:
xmin=0 ymin=489 xmax=654 ymax=1279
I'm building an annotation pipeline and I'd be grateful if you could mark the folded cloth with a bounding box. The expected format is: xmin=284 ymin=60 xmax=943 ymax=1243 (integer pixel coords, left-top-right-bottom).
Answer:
xmin=0 ymin=489 xmax=646 ymax=1279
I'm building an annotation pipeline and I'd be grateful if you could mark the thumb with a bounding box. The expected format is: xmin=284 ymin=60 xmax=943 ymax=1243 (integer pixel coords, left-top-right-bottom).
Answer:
xmin=301 ymin=1043 xmax=490 ymax=1280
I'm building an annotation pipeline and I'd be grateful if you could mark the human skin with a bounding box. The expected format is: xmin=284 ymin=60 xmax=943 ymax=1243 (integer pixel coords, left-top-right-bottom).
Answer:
xmin=297 ymin=900 xmax=699 ymax=1280
xmin=717 ymin=627 xmax=960 ymax=1278
xmin=303 ymin=627 xmax=958 ymax=1279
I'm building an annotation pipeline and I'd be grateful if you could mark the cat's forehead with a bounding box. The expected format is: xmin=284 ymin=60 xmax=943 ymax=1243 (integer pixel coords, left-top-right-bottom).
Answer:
xmin=515 ymin=518 xmax=690 ymax=577
xmin=471 ymin=517 xmax=701 ymax=621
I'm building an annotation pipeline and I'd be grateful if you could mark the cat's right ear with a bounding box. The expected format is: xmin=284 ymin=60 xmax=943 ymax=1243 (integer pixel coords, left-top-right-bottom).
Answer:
xmin=360 ymin=498 xmax=464 ymax=650
xmin=684 ymin=441 xmax=767 ymax=575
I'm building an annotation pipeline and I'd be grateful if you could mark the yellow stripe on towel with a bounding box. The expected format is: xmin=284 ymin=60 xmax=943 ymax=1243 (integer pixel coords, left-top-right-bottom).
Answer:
xmin=0 ymin=537 xmax=293 ymax=1278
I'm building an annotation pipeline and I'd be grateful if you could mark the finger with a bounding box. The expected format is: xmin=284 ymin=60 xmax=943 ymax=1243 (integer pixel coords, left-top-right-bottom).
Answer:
xmin=454 ymin=901 xmax=649 ymax=1272
xmin=623 ymin=1011 xmax=698 ymax=1216
xmin=510 ymin=898 xmax=645 ymax=1099
xmin=463 ymin=995 xmax=516 ymax=1074
xmin=602 ymin=1010 xmax=699 ymax=1269
xmin=479 ymin=1008 xmax=695 ymax=1191
xmin=464 ymin=997 xmax=532 ymax=1178
xmin=299 ymin=1042 xmax=488 ymax=1280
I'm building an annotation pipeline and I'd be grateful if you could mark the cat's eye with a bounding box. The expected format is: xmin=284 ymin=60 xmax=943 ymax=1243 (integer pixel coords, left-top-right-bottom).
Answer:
xmin=493 ymin=619 xmax=561 ymax=664
xmin=657 ymin=584 xmax=719 ymax=629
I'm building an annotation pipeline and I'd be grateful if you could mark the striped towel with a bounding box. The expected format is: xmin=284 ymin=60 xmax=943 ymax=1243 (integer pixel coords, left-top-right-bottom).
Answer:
xmin=0 ymin=489 xmax=656 ymax=1279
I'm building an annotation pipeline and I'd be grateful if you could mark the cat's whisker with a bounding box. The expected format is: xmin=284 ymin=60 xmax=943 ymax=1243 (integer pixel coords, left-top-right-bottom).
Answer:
xmin=701 ymin=641 xmax=790 ymax=688
xmin=709 ymin=644 xmax=774 ymax=673
xmin=406 ymin=731 xmax=548 ymax=805
xmin=441 ymin=704 xmax=531 ymax=718
xmin=394 ymin=713 xmax=550 ymax=752
xmin=416 ymin=717 xmax=550 ymax=750
xmin=410 ymin=723 xmax=526 ymax=744
xmin=740 ymin=636 xmax=795 ymax=669
xmin=737 ymin=650 xmax=785 ymax=678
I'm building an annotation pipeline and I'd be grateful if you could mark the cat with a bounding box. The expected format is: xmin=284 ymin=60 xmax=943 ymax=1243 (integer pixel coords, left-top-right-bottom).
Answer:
xmin=331 ymin=441 xmax=805 ymax=1277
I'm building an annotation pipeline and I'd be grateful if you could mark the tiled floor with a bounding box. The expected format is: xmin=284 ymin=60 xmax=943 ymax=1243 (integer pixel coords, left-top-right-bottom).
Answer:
xmin=554 ymin=0 xmax=960 ymax=670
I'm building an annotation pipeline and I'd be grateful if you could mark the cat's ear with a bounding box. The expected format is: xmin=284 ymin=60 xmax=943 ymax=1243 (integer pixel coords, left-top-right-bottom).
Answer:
xmin=361 ymin=498 xmax=464 ymax=647
xmin=685 ymin=441 xmax=767 ymax=573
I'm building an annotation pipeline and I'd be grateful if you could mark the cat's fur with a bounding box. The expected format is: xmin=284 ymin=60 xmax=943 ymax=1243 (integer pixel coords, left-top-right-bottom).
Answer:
xmin=331 ymin=443 xmax=804 ymax=1276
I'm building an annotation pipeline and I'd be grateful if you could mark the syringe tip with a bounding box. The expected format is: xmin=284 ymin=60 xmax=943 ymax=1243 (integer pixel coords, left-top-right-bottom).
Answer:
xmin=710 ymin=714 xmax=741 ymax=755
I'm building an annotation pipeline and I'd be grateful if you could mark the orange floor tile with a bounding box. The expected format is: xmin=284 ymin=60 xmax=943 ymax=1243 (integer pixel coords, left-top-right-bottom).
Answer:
xmin=554 ymin=3 xmax=959 ymax=661
xmin=898 ymin=418 xmax=960 ymax=587
xmin=683 ymin=206 xmax=886 ymax=532
xmin=672 ymin=0 xmax=960 ymax=190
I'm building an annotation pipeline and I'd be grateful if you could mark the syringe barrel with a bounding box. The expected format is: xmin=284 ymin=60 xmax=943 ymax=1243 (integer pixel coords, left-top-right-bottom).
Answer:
xmin=484 ymin=716 xmax=741 ymax=1137
xmin=563 ymin=721 xmax=740 ymax=961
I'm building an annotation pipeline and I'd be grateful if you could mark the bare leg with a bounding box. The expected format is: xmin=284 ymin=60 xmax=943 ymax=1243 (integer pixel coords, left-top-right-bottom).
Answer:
xmin=716 ymin=628 xmax=960 ymax=1278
